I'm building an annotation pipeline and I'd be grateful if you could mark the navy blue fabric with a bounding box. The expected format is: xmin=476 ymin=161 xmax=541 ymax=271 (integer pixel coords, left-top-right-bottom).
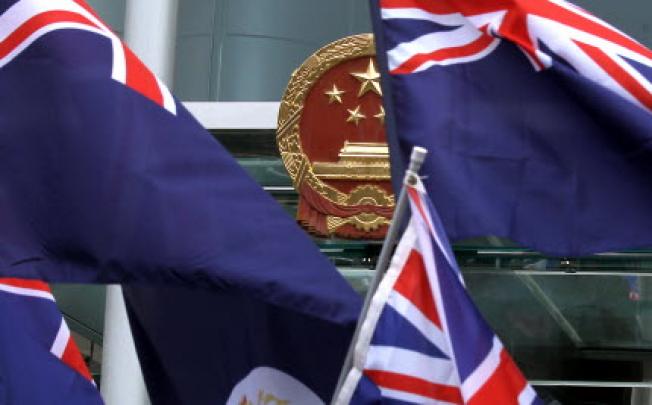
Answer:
xmin=370 ymin=305 xmax=449 ymax=359
xmin=0 ymin=20 xmax=359 ymax=323
xmin=433 ymin=233 xmax=494 ymax=382
xmin=383 ymin=19 xmax=457 ymax=52
xmin=0 ymin=14 xmax=361 ymax=404
xmin=0 ymin=0 xmax=19 ymax=14
xmin=372 ymin=0 xmax=652 ymax=256
xmin=349 ymin=374 xmax=383 ymax=404
xmin=123 ymin=286 xmax=356 ymax=404
xmin=0 ymin=291 xmax=103 ymax=404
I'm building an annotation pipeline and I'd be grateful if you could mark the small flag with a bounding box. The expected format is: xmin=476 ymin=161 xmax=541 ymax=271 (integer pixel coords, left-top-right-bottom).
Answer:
xmin=336 ymin=178 xmax=541 ymax=404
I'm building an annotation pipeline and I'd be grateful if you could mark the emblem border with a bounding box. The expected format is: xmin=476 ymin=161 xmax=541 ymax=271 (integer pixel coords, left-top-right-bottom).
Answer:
xmin=276 ymin=33 xmax=395 ymax=212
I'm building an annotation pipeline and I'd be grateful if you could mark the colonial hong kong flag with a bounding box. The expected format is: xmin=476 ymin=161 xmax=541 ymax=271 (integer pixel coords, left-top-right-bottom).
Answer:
xmin=335 ymin=177 xmax=541 ymax=404
xmin=372 ymin=0 xmax=652 ymax=256
xmin=0 ymin=0 xmax=360 ymax=403
xmin=0 ymin=279 xmax=102 ymax=404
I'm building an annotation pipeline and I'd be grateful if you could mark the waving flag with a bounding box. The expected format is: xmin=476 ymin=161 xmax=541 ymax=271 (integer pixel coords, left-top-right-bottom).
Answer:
xmin=0 ymin=0 xmax=360 ymax=402
xmin=372 ymin=0 xmax=652 ymax=256
xmin=336 ymin=178 xmax=540 ymax=404
xmin=0 ymin=278 xmax=102 ymax=404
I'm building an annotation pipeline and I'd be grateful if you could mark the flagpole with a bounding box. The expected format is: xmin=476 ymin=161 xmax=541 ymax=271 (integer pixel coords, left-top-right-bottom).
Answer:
xmin=332 ymin=146 xmax=428 ymax=403
xmin=100 ymin=1 xmax=178 ymax=404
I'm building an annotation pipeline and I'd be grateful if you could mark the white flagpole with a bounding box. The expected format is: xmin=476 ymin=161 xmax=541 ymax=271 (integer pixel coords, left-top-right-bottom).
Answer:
xmin=100 ymin=1 xmax=178 ymax=404
xmin=331 ymin=146 xmax=428 ymax=403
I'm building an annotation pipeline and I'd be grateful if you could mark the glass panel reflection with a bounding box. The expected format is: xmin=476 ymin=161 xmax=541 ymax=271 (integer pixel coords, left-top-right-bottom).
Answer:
xmin=338 ymin=253 xmax=652 ymax=388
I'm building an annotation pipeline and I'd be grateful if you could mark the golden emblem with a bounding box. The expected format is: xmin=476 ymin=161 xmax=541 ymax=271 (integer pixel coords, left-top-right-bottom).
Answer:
xmin=277 ymin=34 xmax=394 ymax=239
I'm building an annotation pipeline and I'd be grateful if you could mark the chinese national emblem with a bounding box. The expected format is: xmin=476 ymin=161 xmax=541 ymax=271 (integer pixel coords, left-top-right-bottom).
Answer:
xmin=277 ymin=34 xmax=394 ymax=239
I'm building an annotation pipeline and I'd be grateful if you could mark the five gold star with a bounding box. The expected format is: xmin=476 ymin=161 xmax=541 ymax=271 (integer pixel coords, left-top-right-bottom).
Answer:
xmin=374 ymin=105 xmax=385 ymax=124
xmin=346 ymin=105 xmax=366 ymax=125
xmin=324 ymin=84 xmax=345 ymax=104
xmin=350 ymin=59 xmax=382 ymax=97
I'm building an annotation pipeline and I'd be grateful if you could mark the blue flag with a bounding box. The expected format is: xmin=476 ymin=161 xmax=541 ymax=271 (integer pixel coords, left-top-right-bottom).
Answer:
xmin=372 ymin=0 xmax=652 ymax=256
xmin=124 ymin=285 xmax=357 ymax=404
xmin=0 ymin=0 xmax=361 ymax=402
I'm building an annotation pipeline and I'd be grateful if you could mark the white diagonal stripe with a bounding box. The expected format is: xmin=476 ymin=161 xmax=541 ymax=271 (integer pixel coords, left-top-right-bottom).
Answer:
xmin=381 ymin=7 xmax=465 ymax=27
xmin=157 ymin=76 xmax=177 ymax=114
xmin=409 ymin=37 xmax=500 ymax=73
xmin=0 ymin=0 xmax=106 ymax=41
xmin=50 ymin=318 xmax=70 ymax=358
xmin=461 ymin=336 xmax=503 ymax=401
xmin=387 ymin=290 xmax=450 ymax=356
xmin=0 ymin=284 xmax=54 ymax=301
xmin=0 ymin=23 xmax=107 ymax=69
xmin=366 ymin=345 xmax=457 ymax=386
xmin=387 ymin=23 xmax=484 ymax=71
xmin=109 ymin=35 xmax=126 ymax=83
xmin=518 ymin=383 xmax=538 ymax=405
xmin=380 ymin=387 xmax=454 ymax=405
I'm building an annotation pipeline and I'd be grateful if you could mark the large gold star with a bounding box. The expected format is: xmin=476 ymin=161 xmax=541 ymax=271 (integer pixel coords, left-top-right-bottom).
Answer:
xmin=346 ymin=105 xmax=366 ymax=125
xmin=350 ymin=59 xmax=382 ymax=97
xmin=324 ymin=84 xmax=345 ymax=104
xmin=374 ymin=105 xmax=385 ymax=124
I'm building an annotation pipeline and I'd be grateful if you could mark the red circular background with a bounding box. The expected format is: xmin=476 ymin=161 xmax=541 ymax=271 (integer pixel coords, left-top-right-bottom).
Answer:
xmin=299 ymin=56 xmax=392 ymax=196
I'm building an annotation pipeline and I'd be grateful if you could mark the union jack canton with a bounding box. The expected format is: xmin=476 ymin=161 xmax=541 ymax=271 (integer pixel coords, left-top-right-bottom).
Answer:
xmin=380 ymin=0 xmax=652 ymax=112
xmin=0 ymin=0 xmax=176 ymax=114
xmin=370 ymin=0 xmax=652 ymax=257
xmin=0 ymin=279 xmax=94 ymax=381
xmin=0 ymin=279 xmax=102 ymax=403
xmin=335 ymin=178 xmax=541 ymax=404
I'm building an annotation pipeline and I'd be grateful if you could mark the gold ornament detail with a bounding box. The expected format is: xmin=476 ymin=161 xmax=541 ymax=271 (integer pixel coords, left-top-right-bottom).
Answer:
xmin=346 ymin=105 xmax=366 ymax=125
xmin=324 ymin=84 xmax=345 ymax=104
xmin=350 ymin=59 xmax=382 ymax=97
xmin=239 ymin=390 xmax=289 ymax=405
xmin=327 ymin=213 xmax=391 ymax=233
xmin=345 ymin=184 xmax=395 ymax=206
xmin=277 ymin=33 xmax=394 ymax=208
xmin=323 ymin=183 xmax=395 ymax=233
xmin=312 ymin=141 xmax=390 ymax=180
xmin=374 ymin=105 xmax=385 ymax=124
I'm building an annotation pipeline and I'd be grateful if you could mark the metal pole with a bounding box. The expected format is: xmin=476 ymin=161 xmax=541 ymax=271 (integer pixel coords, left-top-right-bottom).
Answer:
xmin=101 ymin=286 xmax=151 ymax=405
xmin=100 ymin=1 xmax=179 ymax=404
xmin=123 ymin=0 xmax=179 ymax=84
xmin=332 ymin=146 xmax=428 ymax=403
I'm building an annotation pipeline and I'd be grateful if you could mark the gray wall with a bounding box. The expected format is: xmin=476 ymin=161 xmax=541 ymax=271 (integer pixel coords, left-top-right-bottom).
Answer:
xmin=86 ymin=0 xmax=126 ymax=36
xmin=174 ymin=0 xmax=372 ymax=101
xmin=574 ymin=0 xmax=651 ymax=46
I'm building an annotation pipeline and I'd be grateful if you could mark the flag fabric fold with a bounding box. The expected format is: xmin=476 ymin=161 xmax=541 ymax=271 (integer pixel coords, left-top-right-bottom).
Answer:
xmin=371 ymin=0 xmax=652 ymax=257
xmin=0 ymin=278 xmax=102 ymax=404
xmin=124 ymin=285 xmax=357 ymax=405
xmin=335 ymin=178 xmax=541 ymax=404
xmin=0 ymin=0 xmax=358 ymax=322
xmin=0 ymin=0 xmax=361 ymax=402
